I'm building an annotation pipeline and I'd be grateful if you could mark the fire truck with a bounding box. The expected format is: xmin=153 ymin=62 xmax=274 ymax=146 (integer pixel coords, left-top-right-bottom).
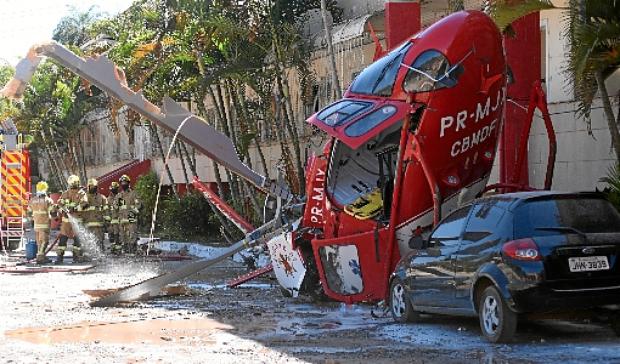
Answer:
xmin=0 ymin=127 xmax=31 ymax=252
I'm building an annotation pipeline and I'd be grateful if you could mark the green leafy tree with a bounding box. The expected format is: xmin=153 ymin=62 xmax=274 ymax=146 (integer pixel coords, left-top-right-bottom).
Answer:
xmin=565 ymin=0 xmax=620 ymax=161
xmin=53 ymin=6 xmax=103 ymax=46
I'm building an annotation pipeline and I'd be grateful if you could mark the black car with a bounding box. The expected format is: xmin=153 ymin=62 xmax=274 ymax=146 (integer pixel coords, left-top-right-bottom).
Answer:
xmin=389 ymin=191 xmax=620 ymax=342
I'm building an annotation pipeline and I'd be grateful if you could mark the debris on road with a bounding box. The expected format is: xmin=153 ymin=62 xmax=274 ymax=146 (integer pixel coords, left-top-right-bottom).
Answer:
xmin=83 ymin=284 xmax=193 ymax=301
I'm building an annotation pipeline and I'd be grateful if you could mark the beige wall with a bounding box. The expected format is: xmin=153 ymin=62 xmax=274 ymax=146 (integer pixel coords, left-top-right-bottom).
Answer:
xmin=529 ymin=7 xmax=619 ymax=191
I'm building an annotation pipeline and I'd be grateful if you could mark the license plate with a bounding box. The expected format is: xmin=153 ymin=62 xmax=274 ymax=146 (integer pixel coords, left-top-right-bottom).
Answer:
xmin=568 ymin=256 xmax=610 ymax=272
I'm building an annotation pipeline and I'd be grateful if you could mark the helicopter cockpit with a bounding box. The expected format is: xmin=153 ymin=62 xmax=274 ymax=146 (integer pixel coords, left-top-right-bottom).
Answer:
xmin=326 ymin=121 xmax=402 ymax=221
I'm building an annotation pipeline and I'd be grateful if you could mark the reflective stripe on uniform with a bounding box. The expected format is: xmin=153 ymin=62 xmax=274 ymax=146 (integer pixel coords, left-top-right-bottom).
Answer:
xmin=62 ymin=217 xmax=83 ymax=223
xmin=33 ymin=211 xmax=48 ymax=215
xmin=34 ymin=223 xmax=49 ymax=229
xmin=86 ymin=222 xmax=104 ymax=227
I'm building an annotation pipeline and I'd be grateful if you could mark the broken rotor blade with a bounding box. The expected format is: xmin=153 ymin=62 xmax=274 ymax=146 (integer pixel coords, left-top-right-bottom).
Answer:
xmin=1 ymin=41 xmax=293 ymax=200
xmin=91 ymin=218 xmax=285 ymax=307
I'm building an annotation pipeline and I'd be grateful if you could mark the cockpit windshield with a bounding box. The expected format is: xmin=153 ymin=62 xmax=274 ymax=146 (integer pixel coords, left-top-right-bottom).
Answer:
xmin=349 ymin=42 xmax=412 ymax=97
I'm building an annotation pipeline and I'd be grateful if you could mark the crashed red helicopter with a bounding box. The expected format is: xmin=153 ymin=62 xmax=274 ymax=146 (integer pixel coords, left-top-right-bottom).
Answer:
xmin=0 ymin=10 xmax=555 ymax=306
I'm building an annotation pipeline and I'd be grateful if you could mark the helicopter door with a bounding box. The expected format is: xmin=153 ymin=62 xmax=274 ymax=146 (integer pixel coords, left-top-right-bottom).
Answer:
xmin=311 ymin=226 xmax=394 ymax=303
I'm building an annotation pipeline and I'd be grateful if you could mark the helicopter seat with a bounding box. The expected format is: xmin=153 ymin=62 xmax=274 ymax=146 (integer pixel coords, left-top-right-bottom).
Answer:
xmin=344 ymin=188 xmax=383 ymax=220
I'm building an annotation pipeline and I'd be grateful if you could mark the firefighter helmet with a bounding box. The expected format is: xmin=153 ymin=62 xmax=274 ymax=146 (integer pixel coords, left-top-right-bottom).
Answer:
xmin=35 ymin=181 xmax=49 ymax=193
xmin=67 ymin=175 xmax=80 ymax=188
xmin=110 ymin=181 xmax=120 ymax=189
xmin=119 ymin=174 xmax=131 ymax=183
xmin=87 ymin=178 xmax=98 ymax=187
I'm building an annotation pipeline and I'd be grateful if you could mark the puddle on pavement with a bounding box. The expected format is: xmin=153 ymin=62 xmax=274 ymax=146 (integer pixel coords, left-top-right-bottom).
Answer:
xmin=5 ymin=318 xmax=232 ymax=345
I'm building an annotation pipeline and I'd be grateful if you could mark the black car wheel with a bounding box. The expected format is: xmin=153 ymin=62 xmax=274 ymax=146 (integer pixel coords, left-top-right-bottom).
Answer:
xmin=478 ymin=286 xmax=517 ymax=343
xmin=390 ymin=278 xmax=418 ymax=323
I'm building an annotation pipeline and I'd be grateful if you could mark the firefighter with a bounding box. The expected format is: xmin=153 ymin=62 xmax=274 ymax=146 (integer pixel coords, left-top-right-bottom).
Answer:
xmin=83 ymin=178 xmax=107 ymax=251
xmin=28 ymin=181 xmax=56 ymax=264
xmin=56 ymin=174 xmax=87 ymax=263
xmin=118 ymin=174 xmax=141 ymax=254
xmin=106 ymin=181 xmax=122 ymax=255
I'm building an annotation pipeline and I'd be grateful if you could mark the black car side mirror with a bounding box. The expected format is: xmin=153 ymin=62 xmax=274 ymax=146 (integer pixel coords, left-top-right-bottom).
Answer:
xmin=409 ymin=235 xmax=425 ymax=250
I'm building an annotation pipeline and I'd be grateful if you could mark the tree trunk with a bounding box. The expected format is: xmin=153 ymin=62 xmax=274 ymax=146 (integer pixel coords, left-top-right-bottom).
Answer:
xmin=76 ymin=133 xmax=88 ymax=184
xmin=150 ymin=124 xmax=178 ymax=196
xmin=242 ymin=181 xmax=264 ymax=223
xmin=176 ymin=142 xmax=190 ymax=185
xmin=180 ymin=142 xmax=197 ymax=176
xmin=254 ymin=136 xmax=270 ymax=180
xmin=233 ymin=82 xmax=271 ymax=180
xmin=40 ymin=130 xmax=66 ymax=190
xmin=69 ymin=140 xmax=81 ymax=179
xmin=196 ymin=89 xmax=229 ymax=202
xmin=275 ymin=71 xmax=306 ymax=193
xmin=596 ymin=71 xmax=620 ymax=162
xmin=269 ymin=25 xmax=306 ymax=193
xmin=209 ymin=84 xmax=240 ymax=206
xmin=187 ymin=93 xmax=239 ymax=239
xmin=222 ymin=80 xmax=243 ymax=206
xmin=49 ymin=127 xmax=71 ymax=179
xmin=320 ymin=0 xmax=342 ymax=100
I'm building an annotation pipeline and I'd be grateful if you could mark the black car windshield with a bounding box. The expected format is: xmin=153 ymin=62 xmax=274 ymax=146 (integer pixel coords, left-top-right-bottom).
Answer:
xmin=349 ymin=42 xmax=412 ymax=97
xmin=514 ymin=197 xmax=620 ymax=238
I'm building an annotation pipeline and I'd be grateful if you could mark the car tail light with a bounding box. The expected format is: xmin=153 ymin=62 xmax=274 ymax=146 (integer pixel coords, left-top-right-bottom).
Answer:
xmin=502 ymin=238 xmax=541 ymax=261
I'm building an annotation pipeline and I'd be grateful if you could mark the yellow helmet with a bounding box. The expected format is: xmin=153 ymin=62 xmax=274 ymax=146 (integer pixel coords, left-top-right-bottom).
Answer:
xmin=110 ymin=181 xmax=120 ymax=188
xmin=119 ymin=174 xmax=131 ymax=183
xmin=36 ymin=181 xmax=48 ymax=193
xmin=87 ymin=178 xmax=98 ymax=187
xmin=67 ymin=175 xmax=80 ymax=188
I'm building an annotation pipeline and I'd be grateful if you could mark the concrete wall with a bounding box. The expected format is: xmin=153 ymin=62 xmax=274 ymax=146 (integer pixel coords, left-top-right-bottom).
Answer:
xmin=529 ymin=6 xmax=620 ymax=191
xmin=336 ymin=0 xmax=384 ymax=20
xmin=528 ymin=98 xmax=618 ymax=191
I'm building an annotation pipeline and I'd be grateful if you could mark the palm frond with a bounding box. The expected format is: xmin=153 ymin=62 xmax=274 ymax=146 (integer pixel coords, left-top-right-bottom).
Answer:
xmin=600 ymin=163 xmax=620 ymax=209
xmin=564 ymin=0 xmax=620 ymax=121
xmin=487 ymin=0 xmax=555 ymax=31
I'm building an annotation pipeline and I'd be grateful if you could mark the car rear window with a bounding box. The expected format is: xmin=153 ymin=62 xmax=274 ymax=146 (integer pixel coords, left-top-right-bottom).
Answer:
xmin=514 ymin=197 xmax=620 ymax=238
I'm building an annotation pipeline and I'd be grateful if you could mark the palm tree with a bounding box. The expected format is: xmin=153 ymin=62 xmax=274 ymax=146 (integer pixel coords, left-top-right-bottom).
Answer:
xmin=565 ymin=0 xmax=620 ymax=162
xmin=52 ymin=6 xmax=102 ymax=46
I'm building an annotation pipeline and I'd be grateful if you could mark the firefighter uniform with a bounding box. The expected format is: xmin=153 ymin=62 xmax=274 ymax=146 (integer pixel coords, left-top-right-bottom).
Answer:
xmin=106 ymin=182 xmax=121 ymax=254
xmin=28 ymin=181 xmax=56 ymax=264
xmin=56 ymin=175 xmax=87 ymax=263
xmin=84 ymin=178 xmax=107 ymax=251
xmin=118 ymin=175 xmax=141 ymax=254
